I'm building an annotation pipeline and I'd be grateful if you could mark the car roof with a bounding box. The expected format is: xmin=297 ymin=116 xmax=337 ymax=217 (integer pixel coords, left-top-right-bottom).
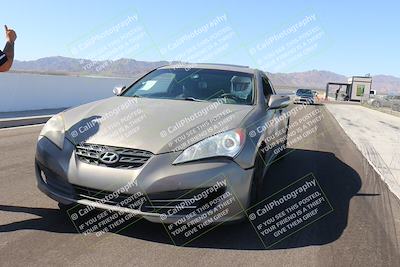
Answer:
xmin=159 ymin=63 xmax=257 ymax=74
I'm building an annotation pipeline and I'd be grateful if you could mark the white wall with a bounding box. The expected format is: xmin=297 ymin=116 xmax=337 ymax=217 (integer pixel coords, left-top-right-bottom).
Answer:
xmin=0 ymin=72 xmax=135 ymax=112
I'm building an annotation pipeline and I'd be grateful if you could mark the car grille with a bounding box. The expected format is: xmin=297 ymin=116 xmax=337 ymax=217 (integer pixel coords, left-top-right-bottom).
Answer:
xmin=75 ymin=143 xmax=153 ymax=169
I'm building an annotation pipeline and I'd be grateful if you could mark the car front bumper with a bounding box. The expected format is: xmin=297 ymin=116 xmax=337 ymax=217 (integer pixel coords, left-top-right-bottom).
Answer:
xmin=35 ymin=136 xmax=253 ymax=224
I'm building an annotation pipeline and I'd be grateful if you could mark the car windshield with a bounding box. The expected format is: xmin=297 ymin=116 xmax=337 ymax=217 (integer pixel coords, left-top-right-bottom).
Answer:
xmin=296 ymin=89 xmax=313 ymax=96
xmin=122 ymin=68 xmax=254 ymax=105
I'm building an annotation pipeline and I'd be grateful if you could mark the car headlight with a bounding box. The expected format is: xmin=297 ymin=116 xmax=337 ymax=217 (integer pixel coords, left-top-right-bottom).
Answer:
xmin=173 ymin=128 xmax=245 ymax=164
xmin=39 ymin=114 xmax=65 ymax=149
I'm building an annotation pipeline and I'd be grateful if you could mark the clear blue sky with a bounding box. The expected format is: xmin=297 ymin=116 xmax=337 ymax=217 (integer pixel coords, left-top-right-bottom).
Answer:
xmin=2 ymin=0 xmax=399 ymax=76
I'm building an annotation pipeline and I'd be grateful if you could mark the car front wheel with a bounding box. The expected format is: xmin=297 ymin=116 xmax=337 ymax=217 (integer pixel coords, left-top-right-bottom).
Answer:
xmin=372 ymin=101 xmax=381 ymax=108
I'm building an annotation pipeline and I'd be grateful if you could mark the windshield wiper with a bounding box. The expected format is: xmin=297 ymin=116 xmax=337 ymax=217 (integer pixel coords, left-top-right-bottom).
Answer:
xmin=179 ymin=97 xmax=207 ymax=102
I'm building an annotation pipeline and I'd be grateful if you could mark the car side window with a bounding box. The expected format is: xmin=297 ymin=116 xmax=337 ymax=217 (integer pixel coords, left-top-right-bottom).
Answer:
xmin=262 ymin=76 xmax=273 ymax=104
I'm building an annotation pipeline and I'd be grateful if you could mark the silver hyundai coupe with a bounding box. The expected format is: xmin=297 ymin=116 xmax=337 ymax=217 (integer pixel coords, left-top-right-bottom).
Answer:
xmin=35 ymin=63 xmax=290 ymax=224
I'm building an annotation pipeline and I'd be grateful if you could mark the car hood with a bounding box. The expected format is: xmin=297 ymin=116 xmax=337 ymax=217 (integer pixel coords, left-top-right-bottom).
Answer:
xmin=63 ymin=97 xmax=254 ymax=154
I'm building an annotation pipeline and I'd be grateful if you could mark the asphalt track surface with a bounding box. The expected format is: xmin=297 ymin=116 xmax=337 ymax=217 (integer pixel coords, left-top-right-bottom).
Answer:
xmin=1 ymin=105 xmax=400 ymax=266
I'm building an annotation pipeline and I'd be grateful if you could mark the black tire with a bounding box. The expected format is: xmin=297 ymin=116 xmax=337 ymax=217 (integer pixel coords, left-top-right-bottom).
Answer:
xmin=250 ymin=151 xmax=266 ymax=206
xmin=58 ymin=202 xmax=74 ymax=211
xmin=372 ymin=101 xmax=381 ymax=108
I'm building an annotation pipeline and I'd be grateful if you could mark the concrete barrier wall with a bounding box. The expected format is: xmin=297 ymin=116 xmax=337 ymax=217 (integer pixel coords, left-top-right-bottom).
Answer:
xmin=0 ymin=72 xmax=322 ymax=113
xmin=0 ymin=72 xmax=135 ymax=112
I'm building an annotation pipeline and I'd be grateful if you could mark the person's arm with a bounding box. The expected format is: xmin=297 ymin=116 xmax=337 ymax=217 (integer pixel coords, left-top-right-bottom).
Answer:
xmin=0 ymin=42 xmax=14 ymax=72
xmin=0 ymin=25 xmax=17 ymax=72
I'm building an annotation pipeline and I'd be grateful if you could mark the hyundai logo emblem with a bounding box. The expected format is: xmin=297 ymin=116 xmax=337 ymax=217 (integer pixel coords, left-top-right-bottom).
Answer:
xmin=99 ymin=151 xmax=119 ymax=164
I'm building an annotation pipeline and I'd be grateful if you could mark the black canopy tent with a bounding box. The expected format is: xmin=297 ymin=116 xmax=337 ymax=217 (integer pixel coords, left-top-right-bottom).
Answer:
xmin=325 ymin=82 xmax=350 ymax=100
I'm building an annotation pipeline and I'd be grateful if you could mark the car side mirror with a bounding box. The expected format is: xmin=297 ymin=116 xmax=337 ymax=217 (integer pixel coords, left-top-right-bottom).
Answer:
xmin=268 ymin=95 xmax=290 ymax=109
xmin=113 ymin=86 xmax=126 ymax=96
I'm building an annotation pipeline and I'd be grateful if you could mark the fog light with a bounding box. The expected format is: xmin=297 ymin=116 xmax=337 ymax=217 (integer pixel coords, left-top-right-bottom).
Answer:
xmin=40 ymin=170 xmax=47 ymax=183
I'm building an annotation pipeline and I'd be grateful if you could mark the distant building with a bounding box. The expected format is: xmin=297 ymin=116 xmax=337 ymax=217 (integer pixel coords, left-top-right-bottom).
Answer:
xmin=347 ymin=76 xmax=373 ymax=101
xmin=326 ymin=76 xmax=373 ymax=102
